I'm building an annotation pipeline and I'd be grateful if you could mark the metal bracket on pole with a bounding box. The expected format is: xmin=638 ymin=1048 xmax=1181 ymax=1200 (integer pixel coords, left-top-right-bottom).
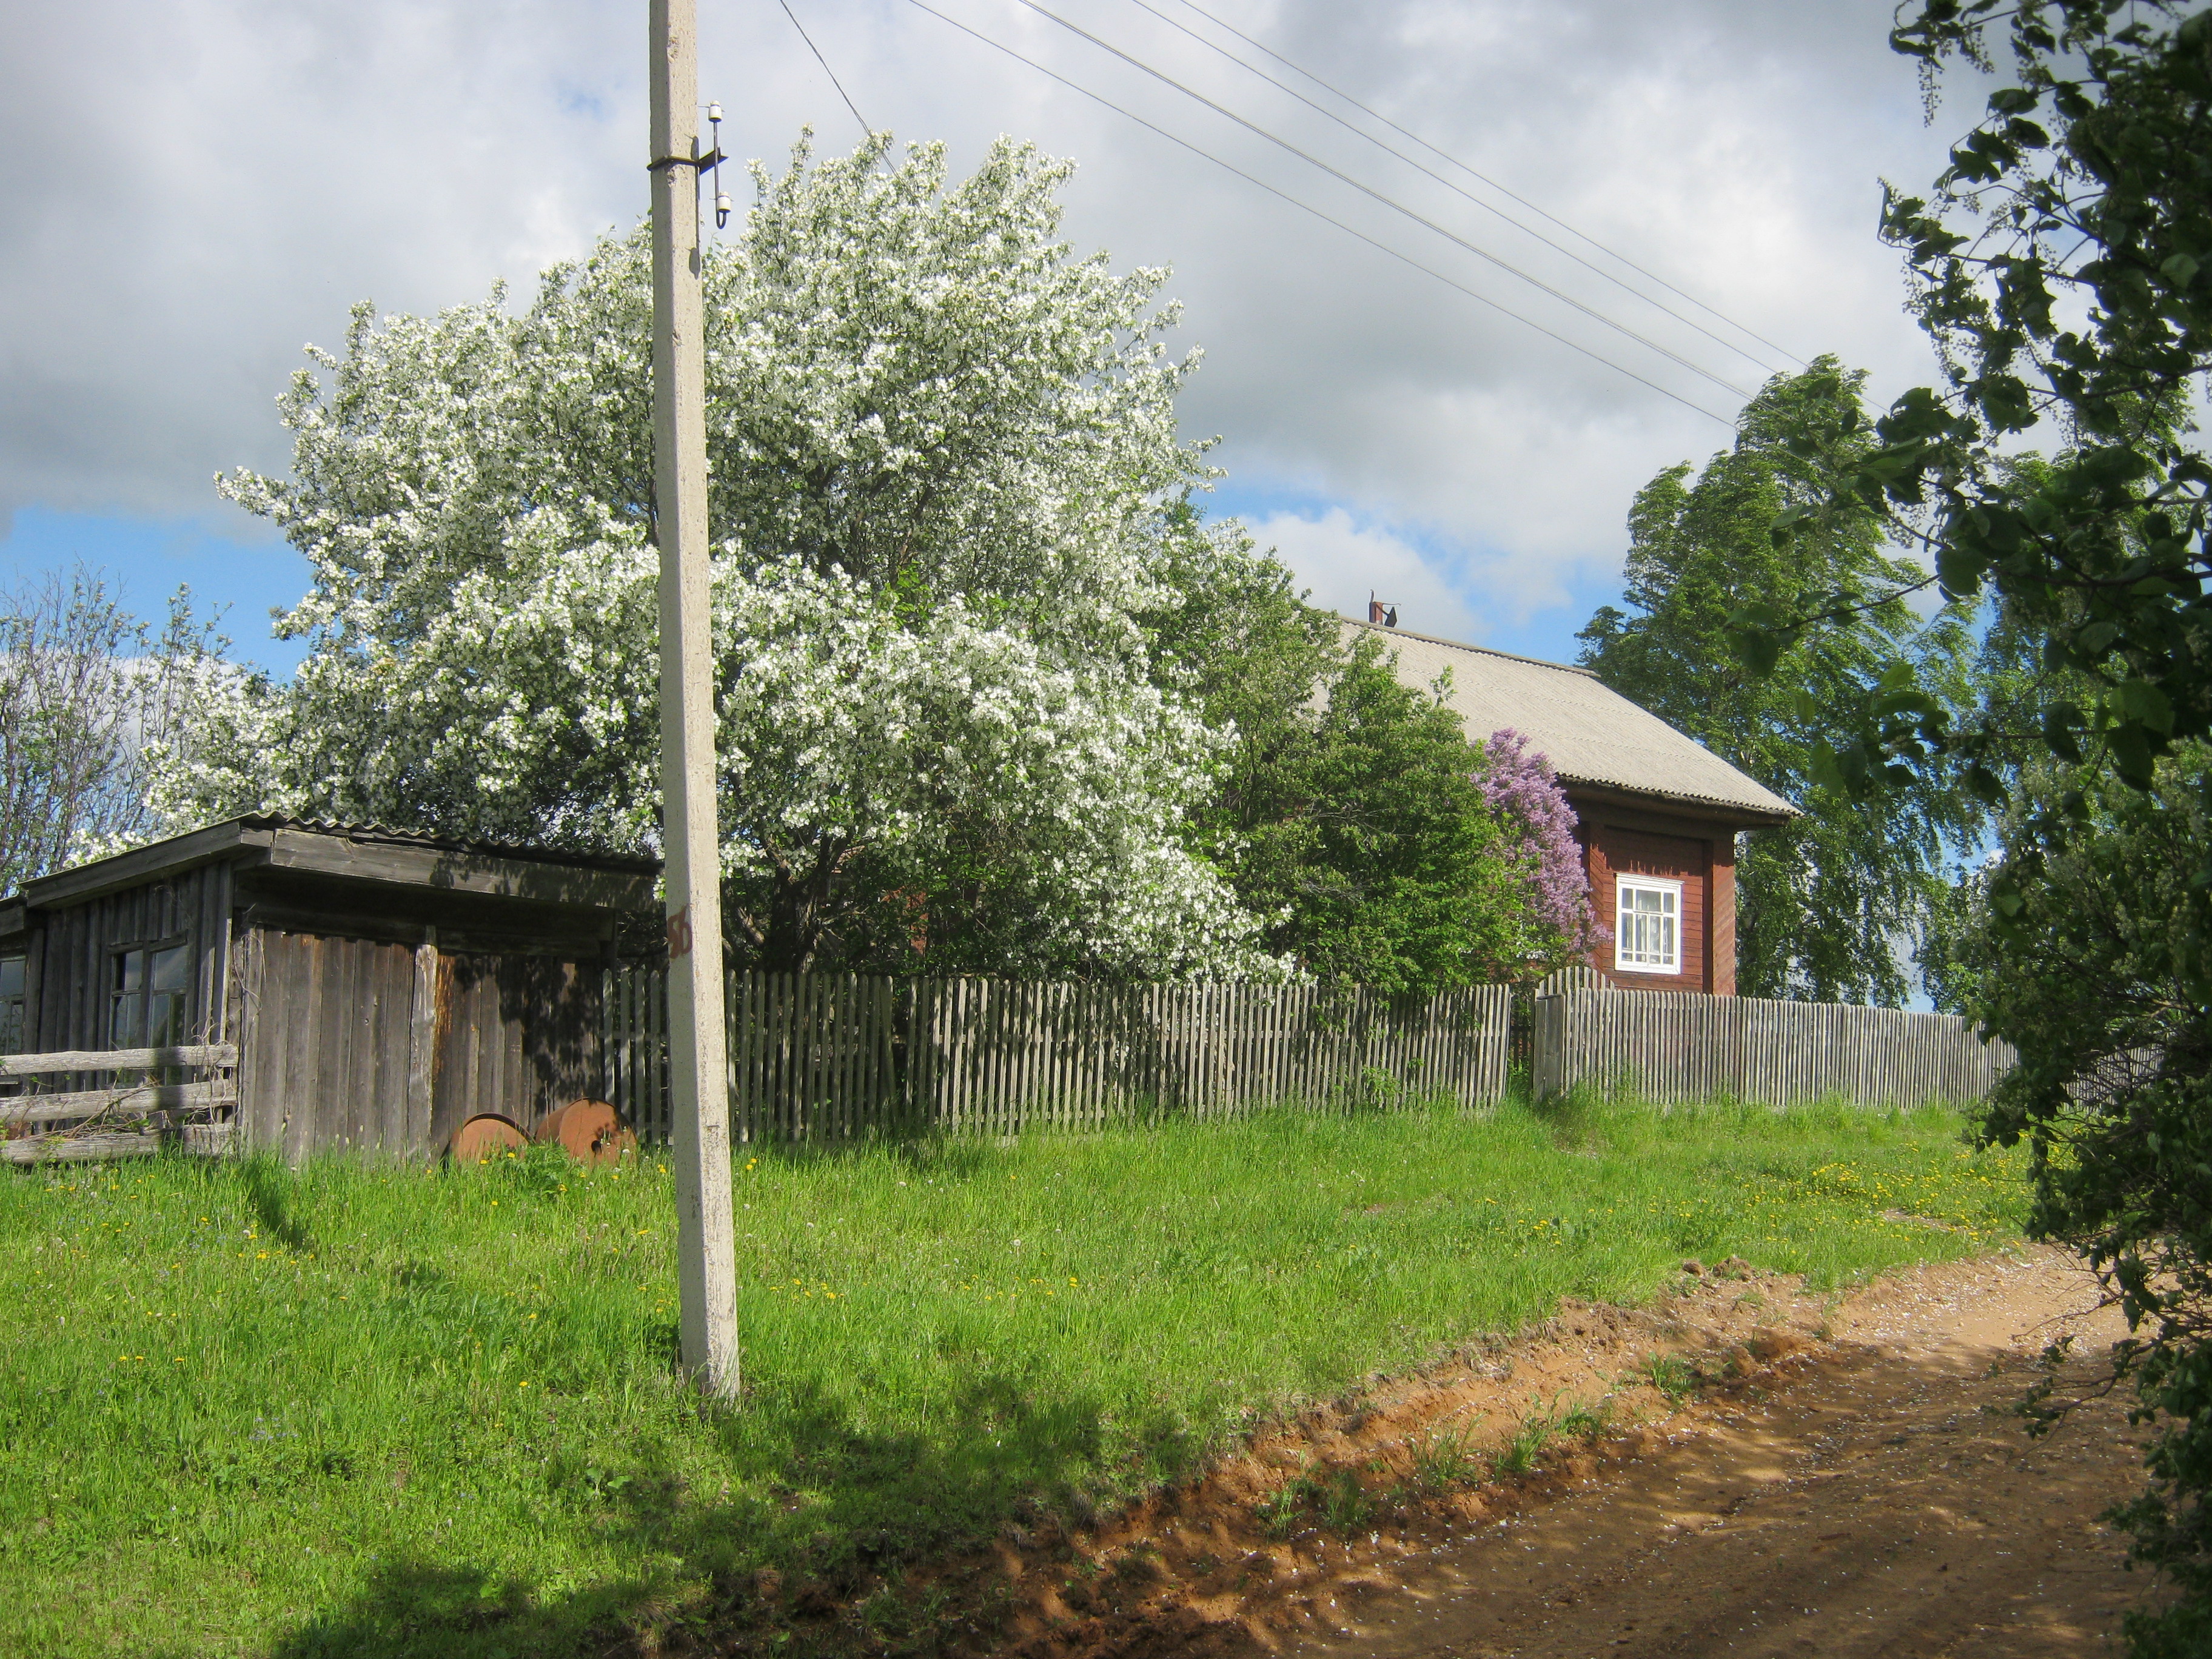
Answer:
xmin=646 ymin=147 xmax=725 ymax=172
xmin=646 ymin=106 xmax=732 ymax=230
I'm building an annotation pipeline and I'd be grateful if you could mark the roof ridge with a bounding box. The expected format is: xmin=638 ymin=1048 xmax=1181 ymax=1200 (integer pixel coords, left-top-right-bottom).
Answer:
xmin=1339 ymin=615 xmax=1598 ymax=677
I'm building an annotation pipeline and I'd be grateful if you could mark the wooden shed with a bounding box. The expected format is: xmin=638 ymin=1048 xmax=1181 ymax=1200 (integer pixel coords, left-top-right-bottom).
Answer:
xmin=0 ymin=816 xmax=657 ymax=1161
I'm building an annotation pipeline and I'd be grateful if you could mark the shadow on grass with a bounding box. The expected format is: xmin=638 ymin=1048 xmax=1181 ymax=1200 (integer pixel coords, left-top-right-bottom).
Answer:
xmin=259 ymin=1366 xmax=1145 ymax=1659
xmin=240 ymin=1155 xmax=315 ymax=1253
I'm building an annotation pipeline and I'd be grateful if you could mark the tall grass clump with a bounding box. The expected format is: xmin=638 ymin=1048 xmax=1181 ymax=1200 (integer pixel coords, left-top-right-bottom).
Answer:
xmin=0 ymin=1095 xmax=2024 ymax=1657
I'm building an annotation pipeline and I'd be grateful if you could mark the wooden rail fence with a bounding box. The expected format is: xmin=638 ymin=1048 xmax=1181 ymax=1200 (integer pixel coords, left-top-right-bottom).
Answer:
xmin=603 ymin=970 xmax=1513 ymax=1144
xmin=0 ymin=1044 xmax=240 ymax=1164
xmin=1530 ymin=985 xmax=2015 ymax=1107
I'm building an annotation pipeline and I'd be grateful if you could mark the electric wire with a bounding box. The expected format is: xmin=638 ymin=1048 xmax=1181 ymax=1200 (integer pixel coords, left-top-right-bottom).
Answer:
xmin=1115 ymin=0 xmax=1790 ymax=375
xmin=1166 ymin=0 xmax=1808 ymax=369
xmin=779 ymin=0 xmax=875 ymax=142
xmin=899 ymin=0 xmax=1738 ymax=427
xmin=1006 ymin=0 xmax=1756 ymax=402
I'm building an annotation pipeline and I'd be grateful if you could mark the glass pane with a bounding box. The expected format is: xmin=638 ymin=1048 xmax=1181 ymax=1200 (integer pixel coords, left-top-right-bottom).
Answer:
xmin=0 ymin=956 xmax=22 ymax=997
xmin=116 ymin=948 xmax=145 ymax=994
xmin=0 ymin=1004 xmax=21 ymax=1054
xmin=1617 ymin=883 xmax=1680 ymax=968
xmin=150 ymin=944 xmax=190 ymax=993
xmin=112 ymin=993 xmax=145 ymax=1048
xmin=148 ymin=990 xmax=186 ymax=1049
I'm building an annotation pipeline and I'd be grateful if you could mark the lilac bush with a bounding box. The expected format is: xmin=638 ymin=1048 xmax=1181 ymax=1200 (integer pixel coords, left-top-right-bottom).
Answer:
xmin=1475 ymin=728 xmax=1604 ymax=970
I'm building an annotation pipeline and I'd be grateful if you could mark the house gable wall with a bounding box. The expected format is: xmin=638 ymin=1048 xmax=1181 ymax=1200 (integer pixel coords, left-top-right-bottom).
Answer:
xmin=1566 ymin=792 xmax=1741 ymax=996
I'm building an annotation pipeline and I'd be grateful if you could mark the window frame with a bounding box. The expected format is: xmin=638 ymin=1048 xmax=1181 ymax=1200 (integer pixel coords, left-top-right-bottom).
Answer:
xmin=0 ymin=953 xmax=25 ymax=1090
xmin=1613 ymin=874 xmax=1684 ymax=976
xmin=109 ymin=936 xmax=194 ymax=1056
xmin=0 ymin=947 xmax=25 ymax=1053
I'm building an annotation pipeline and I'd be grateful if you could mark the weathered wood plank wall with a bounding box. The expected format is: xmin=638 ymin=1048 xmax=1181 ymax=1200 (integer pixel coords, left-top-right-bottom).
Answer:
xmin=21 ymin=863 xmax=233 ymax=1087
xmin=1530 ymin=985 xmax=2016 ymax=1107
xmin=602 ymin=969 xmax=1514 ymax=1143
xmin=240 ymin=931 xmax=606 ymax=1159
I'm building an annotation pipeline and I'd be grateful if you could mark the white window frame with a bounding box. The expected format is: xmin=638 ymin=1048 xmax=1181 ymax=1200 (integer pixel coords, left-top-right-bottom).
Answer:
xmin=1614 ymin=874 xmax=1683 ymax=974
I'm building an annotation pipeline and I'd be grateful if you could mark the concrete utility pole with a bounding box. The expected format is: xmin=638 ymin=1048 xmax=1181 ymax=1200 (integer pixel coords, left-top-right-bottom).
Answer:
xmin=649 ymin=0 xmax=740 ymax=1400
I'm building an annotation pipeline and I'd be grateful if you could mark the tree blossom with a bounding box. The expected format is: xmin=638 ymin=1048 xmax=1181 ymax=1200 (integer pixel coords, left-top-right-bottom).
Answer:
xmin=1475 ymin=728 xmax=1604 ymax=964
xmin=158 ymin=134 xmax=1277 ymax=979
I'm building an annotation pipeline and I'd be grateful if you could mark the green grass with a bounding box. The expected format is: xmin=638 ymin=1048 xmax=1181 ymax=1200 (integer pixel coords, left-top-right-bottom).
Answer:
xmin=0 ymin=1095 xmax=2027 ymax=1657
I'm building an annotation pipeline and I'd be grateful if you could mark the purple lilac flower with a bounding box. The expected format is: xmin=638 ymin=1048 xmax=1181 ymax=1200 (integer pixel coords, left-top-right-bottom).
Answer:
xmin=1476 ymin=728 xmax=1604 ymax=954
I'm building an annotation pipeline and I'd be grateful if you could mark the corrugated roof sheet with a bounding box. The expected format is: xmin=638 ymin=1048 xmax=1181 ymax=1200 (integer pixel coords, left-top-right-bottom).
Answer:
xmin=230 ymin=814 xmax=663 ymax=874
xmin=1344 ymin=618 xmax=1799 ymax=823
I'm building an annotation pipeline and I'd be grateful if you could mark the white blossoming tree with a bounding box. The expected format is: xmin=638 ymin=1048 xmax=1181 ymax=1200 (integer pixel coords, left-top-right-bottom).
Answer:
xmin=176 ymin=135 xmax=1272 ymax=977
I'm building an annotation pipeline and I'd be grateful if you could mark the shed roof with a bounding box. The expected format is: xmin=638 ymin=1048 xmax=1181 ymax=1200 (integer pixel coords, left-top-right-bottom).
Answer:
xmin=1343 ymin=618 xmax=1798 ymax=825
xmin=10 ymin=814 xmax=660 ymax=914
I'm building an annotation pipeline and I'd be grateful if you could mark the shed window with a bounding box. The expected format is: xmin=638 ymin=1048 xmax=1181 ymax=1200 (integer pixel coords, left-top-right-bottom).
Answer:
xmin=1614 ymin=876 xmax=1682 ymax=974
xmin=0 ymin=954 xmax=24 ymax=1054
xmin=112 ymin=943 xmax=190 ymax=1050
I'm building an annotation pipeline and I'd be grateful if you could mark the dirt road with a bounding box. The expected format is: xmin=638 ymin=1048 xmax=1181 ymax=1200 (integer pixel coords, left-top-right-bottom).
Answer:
xmin=1284 ymin=1253 xmax=2148 ymax=1658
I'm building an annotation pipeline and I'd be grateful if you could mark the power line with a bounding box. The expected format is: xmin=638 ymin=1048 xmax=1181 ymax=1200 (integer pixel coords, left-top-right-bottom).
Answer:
xmin=1007 ymin=0 xmax=1756 ymax=403
xmin=1167 ymin=0 xmax=1808 ymax=370
xmin=778 ymin=0 xmax=874 ymax=143
xmin=899 ymin=0 xmax=1738 ymax=427
xmin=1116 ymin=0 xmax=1791 ymax=375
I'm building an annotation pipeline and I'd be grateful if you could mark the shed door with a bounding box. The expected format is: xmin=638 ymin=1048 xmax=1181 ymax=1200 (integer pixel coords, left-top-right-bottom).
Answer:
xmin=242 ymin=928 xmax=419 ymax=1161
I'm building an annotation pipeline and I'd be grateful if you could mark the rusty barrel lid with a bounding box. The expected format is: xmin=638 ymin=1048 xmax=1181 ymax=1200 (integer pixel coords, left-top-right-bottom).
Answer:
xmin=531 ymin=1099 xmax=638 ymax=1168
xmin=451 ymin=1113 xmax=529 ymax=1163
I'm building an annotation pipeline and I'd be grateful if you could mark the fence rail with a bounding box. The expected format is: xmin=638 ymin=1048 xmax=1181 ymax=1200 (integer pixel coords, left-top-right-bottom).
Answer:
xmin=603 ymin=969 xmax=1513 ymax=1144
xmin=1530 ymin=985 xmax=2014 ymax=1107
xmin=0 ymin=1042 xmax=240 ymax=1164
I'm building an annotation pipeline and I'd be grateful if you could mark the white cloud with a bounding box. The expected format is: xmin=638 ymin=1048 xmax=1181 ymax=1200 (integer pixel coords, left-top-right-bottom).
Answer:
xmin=0 ymin=0 xmax=1979 ymax=635
xmin=1248 ymin=507 xmax=1487 ymax=645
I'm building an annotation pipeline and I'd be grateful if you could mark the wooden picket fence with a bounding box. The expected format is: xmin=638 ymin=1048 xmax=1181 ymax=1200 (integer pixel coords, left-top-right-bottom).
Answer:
xmin=1530 ymin=984 xmax=2016 ymax=1108
xmin=602 ymin=968 xmax=1513 ymax=1144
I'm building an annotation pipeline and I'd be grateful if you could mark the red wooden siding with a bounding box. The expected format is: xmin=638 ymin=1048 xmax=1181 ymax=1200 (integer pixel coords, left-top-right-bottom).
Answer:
xmin=1709 ymin=833 xmax=1737 ymax=996
xmin=1568 ymin=794 xmax=1745 ymax=995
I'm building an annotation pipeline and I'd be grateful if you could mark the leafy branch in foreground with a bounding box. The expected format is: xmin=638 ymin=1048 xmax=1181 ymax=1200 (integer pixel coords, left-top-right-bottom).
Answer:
xmin=1729 ymin=6 xmax=2210 ymax=1651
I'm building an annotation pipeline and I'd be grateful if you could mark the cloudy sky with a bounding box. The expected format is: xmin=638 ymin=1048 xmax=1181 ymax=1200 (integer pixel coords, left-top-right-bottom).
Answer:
xmin=0 ymin=0 xmax=1976 ymax=671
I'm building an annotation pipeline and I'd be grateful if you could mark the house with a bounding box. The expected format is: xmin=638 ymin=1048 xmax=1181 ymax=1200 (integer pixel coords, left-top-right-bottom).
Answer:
xmin=0 ymin=816 xmax=657 ymax=1160
xmin=1347 ymin=617 xmax=1798 ymax=994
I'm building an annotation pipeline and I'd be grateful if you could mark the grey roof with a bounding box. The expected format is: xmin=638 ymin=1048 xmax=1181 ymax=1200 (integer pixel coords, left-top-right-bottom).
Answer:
xmin=1343 ymin=618 xmax=1798 ymax=825
xmin=222 ymin=814 xmax=660 ymax=874
xmin=10 ymin=814 xmax=659 ymax=914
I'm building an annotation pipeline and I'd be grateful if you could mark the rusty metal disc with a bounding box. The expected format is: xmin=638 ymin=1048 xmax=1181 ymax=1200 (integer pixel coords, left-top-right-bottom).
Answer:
xmin=532 ymin=1098 xmax=637 ymax=1168
xmin=451 ymin=1112 xmax=530 ymax=1163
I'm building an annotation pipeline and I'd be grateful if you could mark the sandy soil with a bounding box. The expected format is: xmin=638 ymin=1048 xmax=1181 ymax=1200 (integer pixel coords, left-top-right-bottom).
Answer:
xmin=1284 ymin=1251 xmax=2147 ymax=1658
xmin=968 ymin=1248 xmax=2158 ymax=1659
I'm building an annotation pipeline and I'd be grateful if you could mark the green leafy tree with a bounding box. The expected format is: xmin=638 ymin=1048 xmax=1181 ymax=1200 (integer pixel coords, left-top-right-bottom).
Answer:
xmin=1177 ymin=569 xmax=1598 ymax=993
xmin=1577 ymin=361 xmax=1983 ymax=1004
xmin=0 ymin=571 xmax=227 ymax=896
xmin=1735 ymin=7 xmax=2211 ymax=1647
